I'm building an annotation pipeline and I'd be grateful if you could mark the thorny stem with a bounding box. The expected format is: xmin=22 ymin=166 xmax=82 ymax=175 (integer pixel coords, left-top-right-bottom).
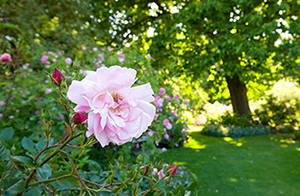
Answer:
xmin=25 ymin=131 xmax=83 ymax=188
xmin=60 ymin=150 xmax=92 ymax=196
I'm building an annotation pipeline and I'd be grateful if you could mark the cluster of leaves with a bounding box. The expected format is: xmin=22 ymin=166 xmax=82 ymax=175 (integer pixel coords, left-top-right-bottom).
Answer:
xmin=201 ymin=124 xmax=276 ymax=138
xmin=206 ymin=111 xmax=258 ymax=128
xmin=0 ymin=125 xmax=198 ymax=195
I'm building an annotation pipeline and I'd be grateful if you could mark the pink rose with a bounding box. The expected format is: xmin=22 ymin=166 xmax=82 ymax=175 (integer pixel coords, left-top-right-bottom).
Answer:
xmin=164 ymin=133 xmax=169 ymax=140
xmin=41 ymin=55 xmax=48 ymax=63
xmin=148 ymin=130 xmax=154 ymax=136
xmin=67 ymin=66 xmax=156 ymax=147
xmin=159 ymin=88 xmax=166 ymax=96
xmin=166 ymin=95 xmax=171 ymax=102
xmin=163 ymin=119 xmax=170 ymax=127
xmin=45 ymin=88 xmax=52 ymax=94
xmin=163 ymin=119 xmax=172 ymax=130
xmin=1 ymin=53 xmax=12 ymax=62
xmin=65 ymin=57 xmax=72 ymax=64
xmin=155 ymin=98 xmax=164 ymax=108
xmin=98 ymin=54 xmax=104 ymax=61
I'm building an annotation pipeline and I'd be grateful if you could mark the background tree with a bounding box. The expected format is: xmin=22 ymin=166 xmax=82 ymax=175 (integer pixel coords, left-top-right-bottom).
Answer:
xmin=92 ymin=0 xmax=300 ymax=115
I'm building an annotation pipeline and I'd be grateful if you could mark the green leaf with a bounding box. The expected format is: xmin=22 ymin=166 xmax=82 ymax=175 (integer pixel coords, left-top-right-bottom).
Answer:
xmin=0 ymin=81 xmax=8 ymax=86
xmin=173 ymin=185 xmax=185 ymax=196
xmin=35 ymin=139 xmax=46 ymax=152
xmin=3 ymin=179 xmax=26 ymax=196
xmin=21 ymin=137 xmax=35 ymax=152
xmin=187 ymin=180 xmax=199 ymax=191
xmin=88 ymin=161 xmax=101 ymax=172
xmin=12 ymin=156 xmax=32 ymax=165
xmin=37 ymin=164 xmax=52 ymax=180
xmin=0 ymin=127 xmax=14 ymax=141
xmin=49 ymin=176 xmax=78 ymax=190
xmin=23 ymin=185 xmax=43 ymax=196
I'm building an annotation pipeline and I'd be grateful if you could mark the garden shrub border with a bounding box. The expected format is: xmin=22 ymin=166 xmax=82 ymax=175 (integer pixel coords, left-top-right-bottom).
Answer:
xmin=201 ymin=124 xmax=277 ymax=138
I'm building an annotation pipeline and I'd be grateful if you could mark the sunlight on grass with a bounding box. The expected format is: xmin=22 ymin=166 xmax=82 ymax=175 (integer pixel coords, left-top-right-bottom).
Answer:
xmin=173 ymin=161 xmax=187 ymax=166
xmin=223 ymin=137 xmax=245 ymax=147
xmin=296 ymin=147 xmax=300 ymax=151
xmin=188 ymin=126 xmax=203 ymax=132
xmin=184 ymin=137 xmax=207 ymax=150
xmin=229 ymin=178 xmax=238 ymax=182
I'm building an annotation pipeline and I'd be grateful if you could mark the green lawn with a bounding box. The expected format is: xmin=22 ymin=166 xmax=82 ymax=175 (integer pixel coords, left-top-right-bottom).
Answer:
xmin=156 ymin=127 xmax=300 ymax=196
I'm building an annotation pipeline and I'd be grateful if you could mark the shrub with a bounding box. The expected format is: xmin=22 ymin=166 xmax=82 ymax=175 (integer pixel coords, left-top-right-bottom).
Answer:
xmin=254 ymin=95 xmax=299 ymax=132
xmin=201 ymin=124 xmax=276 ymax=138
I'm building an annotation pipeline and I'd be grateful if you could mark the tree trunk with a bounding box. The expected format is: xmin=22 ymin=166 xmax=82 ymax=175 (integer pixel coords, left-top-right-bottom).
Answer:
xmin=225 ymin=73 xmax=251 ymax=115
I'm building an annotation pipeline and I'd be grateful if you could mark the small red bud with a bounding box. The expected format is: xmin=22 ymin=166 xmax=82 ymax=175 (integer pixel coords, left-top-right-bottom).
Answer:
xmin=72 ymin=111 xmax=87 ymax=124
xmin=166 ymin=165 xmax=178 ymax=176
xmin=52 ymin=68 xmax=65 ymax=84
xmin=140 ymin=165 xmax=149 ymax=175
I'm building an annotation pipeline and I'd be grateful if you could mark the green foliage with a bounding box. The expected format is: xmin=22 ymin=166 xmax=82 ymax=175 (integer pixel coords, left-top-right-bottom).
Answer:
xmin=201 ymin=124 xmax=276 ymax=138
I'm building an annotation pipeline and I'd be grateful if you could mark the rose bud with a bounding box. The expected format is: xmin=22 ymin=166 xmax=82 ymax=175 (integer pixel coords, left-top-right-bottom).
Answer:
xmin=1 ymin=53 xmax=12 ymax=62
xmin=52 ymin=68 xmax=65 ymax=84
xmin=139 ymin=165 xmax=149 ymax=175
xmin=166 ymin=165 xmax=178 ymax=176
xmin=72 ymin=111 xmax=87 ymax=124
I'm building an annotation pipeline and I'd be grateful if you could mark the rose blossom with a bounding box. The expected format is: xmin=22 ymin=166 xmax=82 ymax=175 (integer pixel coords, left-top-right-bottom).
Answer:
xmin=159 ymin=88 xmax=166 ymax=96
xmin=1 ymin=53 xmax=12 ymax=62
xmin=65 ymin=57 xmax=72 ymax=64
xmin=41 ymin=55 xmax=48 ymax=63
xmin=166 ymin=95 xmax=171 ymax=102
xmin=67 ymin=66 xmax=156 ymax=147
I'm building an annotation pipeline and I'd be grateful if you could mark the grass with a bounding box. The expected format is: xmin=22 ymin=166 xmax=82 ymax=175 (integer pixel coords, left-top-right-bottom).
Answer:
xmin=155 ymin=127 xmax=300 ymax=196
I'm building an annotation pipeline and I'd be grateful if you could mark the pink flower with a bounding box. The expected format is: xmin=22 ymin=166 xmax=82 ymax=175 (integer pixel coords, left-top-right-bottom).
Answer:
xmin=1 ymin=53 xmax=12 ymax=62
xmin=159 ymin=88 xmax=166 ymax=96
xmin=98 ymin=54 xmax=104 ymax=61
xmin=72 ymin=111 xmax=87 ymax=124
xmin=163 ymin=119 xmax=172 ymax=130
xmin=164 ymin=133 xmax=169 ymax=140
xmin=95 ymin=62 xmax=100 ymax=67
xmin=59 ymin=114 xmax=65 ymax=120
xmin=154 ymin=114 xmax=159 ymax=120
xmin=167 ymin=165 xmax=178 ymax=176
xmin=67 ymin=66 xmax=156 ymax=147
xmin=65 ymin=57 xmax=72 ymax=64
xmin=166 ymin=96 xmax=171 ymax=102
xmin=45 ymin=88 xmax=52 ymax=94
xmin=163 ymin=119 xmax=170 ymax=127
xmin=41 ymin=55 xmax=48 ymax=63
xmin=0 ymin=101 xmax=4 ymax=107
xmin=52 ymin=68 xmax=65 ymax=84
xmin=153 ymin=168 xmax=165 ymax=179
xmin=148 ymin=130 xmax=154 ymax=136
xmin=93 ymin=47 xmax=98 ymax=51
xmin=174 ymin=95 xmax=179 ymax=101
xmin=146 ymin=54 xmax=151 ymax=59
xmin=155 ymin=98 xmax=164 ymax=108
xmin=82 ymin=46 xmax=86 ymax=50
